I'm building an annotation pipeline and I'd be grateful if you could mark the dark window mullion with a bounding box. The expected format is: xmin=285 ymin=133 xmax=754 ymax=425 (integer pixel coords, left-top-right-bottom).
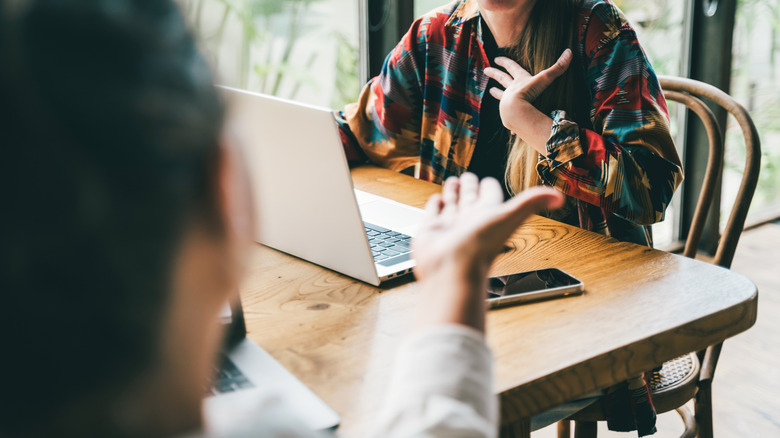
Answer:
xmin=362 ymin=0 xmax=415 ymax=81
xmin=681 ymin=0 xmax=738 ymax=255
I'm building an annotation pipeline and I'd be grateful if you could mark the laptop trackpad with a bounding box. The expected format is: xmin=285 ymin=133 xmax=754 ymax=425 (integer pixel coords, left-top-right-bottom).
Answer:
xmin=355 ymin=191 xmax=424 ymax=235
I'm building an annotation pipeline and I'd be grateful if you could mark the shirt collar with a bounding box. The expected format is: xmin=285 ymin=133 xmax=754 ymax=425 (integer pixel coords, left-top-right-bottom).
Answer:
xmin=445 ymin=0 xmax=481 ymax=27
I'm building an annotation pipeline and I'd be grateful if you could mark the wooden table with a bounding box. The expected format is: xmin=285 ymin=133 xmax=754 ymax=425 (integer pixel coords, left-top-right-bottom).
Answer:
xmin=240 ymin=166 xmax=758 ymax=436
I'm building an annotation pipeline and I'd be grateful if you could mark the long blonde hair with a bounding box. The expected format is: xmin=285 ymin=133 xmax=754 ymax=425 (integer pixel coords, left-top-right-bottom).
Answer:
xmin=504 ymin=0 xmax=581 ymax=195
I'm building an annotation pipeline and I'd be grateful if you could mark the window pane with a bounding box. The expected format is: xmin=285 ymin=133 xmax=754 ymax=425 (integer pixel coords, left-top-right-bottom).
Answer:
xmin=180 ymin=0 xmax=360 ymax=108
xmin=727 ymin=0 xmax=780 ymax=224
xmin=618 ymin=0 xmax=686 ymax=247
xmin=415 ymin=0 xmax=445 ymax=17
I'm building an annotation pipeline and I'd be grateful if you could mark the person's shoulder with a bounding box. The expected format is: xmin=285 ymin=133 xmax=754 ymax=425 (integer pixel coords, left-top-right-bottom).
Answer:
xmin=406 ymin=0 xmax=474 ymax=49
xmin=577 ymin=0 xmax=631 ymax=42
xmin=418 ymin=0 xmax=469 ymax=32
xmin=576 ymin=0 xmax=635 ymax=52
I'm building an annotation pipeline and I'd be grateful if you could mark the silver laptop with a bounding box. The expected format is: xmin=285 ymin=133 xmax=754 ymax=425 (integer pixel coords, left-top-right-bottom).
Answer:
xmin=222 ymin=87 xmax=425 ymax=286
xmin=204 ymin=300 xmax=340 ymax=432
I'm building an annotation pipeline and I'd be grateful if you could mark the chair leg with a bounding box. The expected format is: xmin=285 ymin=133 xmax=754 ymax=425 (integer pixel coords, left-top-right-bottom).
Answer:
xmin=499 ymin=418 xmax=531 ymax=438
xmin=557 ymin=420 xmax=571 ymax=438
xmin=695 ymin=382 xmax=714 ymax=438
xmin=675 ymin=406 xmax=697 ymax=438
xmin=573 ymin=421 xmax=597 ymax=438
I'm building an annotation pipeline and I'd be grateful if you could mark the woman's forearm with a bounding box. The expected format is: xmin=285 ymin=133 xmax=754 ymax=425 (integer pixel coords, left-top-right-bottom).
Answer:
xmin=502 ymin=99 xmax=554 ymax=156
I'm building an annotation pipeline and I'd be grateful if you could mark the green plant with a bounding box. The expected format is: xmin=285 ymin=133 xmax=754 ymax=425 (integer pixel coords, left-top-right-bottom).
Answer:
xmin=617 ymin=0 xmax=683 ymax=76
xmin=730 ymin=0 xmax=780 ymax=213
xmin=247 ymin=0 xmax=325 ymax=96
xmin=331 ymin=31 xmax=360 ymax=109
xmin=182 ymin=0 xmax=358 ymax=102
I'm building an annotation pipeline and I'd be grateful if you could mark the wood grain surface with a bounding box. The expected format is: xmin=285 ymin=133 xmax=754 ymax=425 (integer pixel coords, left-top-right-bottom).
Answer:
xmin=240 ymin=166 xmax=758 ymax=436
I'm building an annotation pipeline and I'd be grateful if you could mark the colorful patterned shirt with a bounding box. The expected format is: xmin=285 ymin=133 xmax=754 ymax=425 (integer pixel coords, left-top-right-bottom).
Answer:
xmin=342 ymin=0 xmax=683 ymax=245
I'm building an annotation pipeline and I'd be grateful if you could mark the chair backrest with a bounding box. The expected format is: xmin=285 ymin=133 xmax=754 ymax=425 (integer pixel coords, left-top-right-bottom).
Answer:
xmin=659 ymin=76 xmax=761 ymax=269
xmin=659 ymin=76 xmax=762 ymax=391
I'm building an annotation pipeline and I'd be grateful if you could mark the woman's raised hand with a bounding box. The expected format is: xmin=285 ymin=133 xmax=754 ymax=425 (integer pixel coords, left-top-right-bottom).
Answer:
xmin=483 ymin=49 xmax=572 ymax=154
xmin=485 ymin=49 xmax=572 ymax=129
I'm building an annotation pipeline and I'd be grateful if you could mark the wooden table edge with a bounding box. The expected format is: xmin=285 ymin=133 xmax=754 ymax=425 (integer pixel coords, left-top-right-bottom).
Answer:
xmin=497 ymin=278 xmax=758 ymax=423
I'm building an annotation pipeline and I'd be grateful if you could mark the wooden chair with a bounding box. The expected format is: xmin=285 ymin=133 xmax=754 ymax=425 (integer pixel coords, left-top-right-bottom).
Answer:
xmin=557 ymin=76 xmax=762 ymax=438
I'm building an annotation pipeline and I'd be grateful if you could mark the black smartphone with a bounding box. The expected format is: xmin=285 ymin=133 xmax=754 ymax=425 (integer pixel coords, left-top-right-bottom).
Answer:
xmin=486 ymin=268 xmax=584 ymax=309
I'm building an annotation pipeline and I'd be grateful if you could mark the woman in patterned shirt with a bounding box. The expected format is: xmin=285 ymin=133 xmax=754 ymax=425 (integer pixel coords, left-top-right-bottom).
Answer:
xmin=341 ymin=1 xmax=681 ymax=433
xmin=342 ymin=0 xmax=683 ymax=247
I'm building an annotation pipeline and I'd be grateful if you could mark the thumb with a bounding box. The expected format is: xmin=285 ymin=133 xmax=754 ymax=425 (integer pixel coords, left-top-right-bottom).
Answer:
xmin=548 ymin=48 xmax=572 ymax=79
xmin=535 ymin=49 xmax=572 ymax=88
xmin=525 ymin=49 xmax=572 ymax=102
xmin=500 ymin=187 xmax=565 ymax=229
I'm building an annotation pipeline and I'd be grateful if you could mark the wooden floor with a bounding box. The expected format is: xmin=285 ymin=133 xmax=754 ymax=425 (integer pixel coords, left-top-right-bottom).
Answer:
xmin=535 ymin=221 xmax=780 ymax=437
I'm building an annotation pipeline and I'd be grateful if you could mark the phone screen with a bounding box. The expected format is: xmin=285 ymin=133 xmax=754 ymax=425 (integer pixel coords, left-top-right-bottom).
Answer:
xmin=486 ymin=268 xmax=581 ymax=299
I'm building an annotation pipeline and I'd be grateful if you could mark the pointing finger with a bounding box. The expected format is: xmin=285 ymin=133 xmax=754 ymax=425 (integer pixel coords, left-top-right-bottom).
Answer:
xmin=500 ymin=187 xmax=565 ymax=230
xmin=477 ymin=187 xmax=564 ymax=255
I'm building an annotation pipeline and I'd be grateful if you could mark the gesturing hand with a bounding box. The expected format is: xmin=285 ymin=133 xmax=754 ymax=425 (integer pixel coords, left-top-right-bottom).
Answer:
xmin=413 ymin=173 xmax=564 ymax=280
xmin=483 ymin=49 xmax=572 ymax=134
xmin=411 ymin=173 xmax=564 ymax=332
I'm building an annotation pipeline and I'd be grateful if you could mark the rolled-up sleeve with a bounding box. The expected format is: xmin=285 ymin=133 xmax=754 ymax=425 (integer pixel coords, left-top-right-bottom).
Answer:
xmin=536 ymin=2 xmax=683 ymax=226
xmin=340 ymin=18 xmax=426 ymax=172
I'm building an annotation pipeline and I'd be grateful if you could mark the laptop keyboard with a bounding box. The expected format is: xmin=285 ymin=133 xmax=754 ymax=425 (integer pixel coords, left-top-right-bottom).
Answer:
xmin=208 ymin=355 xmax=255 ymax=395
xmin=364 ymin=222 xmax=413 ymax=267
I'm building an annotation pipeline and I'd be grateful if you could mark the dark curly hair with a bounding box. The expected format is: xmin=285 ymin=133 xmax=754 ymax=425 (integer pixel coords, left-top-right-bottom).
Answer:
xmin=0 ymin=0 xmax=224 ymax=436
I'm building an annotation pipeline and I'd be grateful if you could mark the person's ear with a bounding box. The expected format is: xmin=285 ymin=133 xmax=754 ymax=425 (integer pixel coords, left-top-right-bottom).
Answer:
xmin=216 ymin=127 xmax=256 ymax=256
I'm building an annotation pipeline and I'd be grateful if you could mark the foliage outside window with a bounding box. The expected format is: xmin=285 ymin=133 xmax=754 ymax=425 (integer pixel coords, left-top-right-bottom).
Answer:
xmin=180 ymin=0 xmax=360 ymax=109
xmin=728 ymin=0 xmax=780 ymax=223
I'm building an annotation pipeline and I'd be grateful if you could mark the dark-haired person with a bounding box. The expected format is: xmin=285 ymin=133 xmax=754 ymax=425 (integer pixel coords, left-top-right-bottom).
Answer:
xmin=0 ymin=0 xmax=563 ymax=437
xmin=341 ymin=0 xmax=682 ymax=432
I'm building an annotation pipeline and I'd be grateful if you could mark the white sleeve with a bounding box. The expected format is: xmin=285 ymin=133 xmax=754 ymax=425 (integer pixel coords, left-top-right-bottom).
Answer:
xmin=199 ymin=392 xmax=329 ymax=438
xmin=369 ymin=324 xmax=498 ymax=438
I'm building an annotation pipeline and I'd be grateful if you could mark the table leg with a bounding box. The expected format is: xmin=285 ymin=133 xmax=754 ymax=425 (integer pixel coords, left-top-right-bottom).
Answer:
xmin=573 ymin=421 xmax=597 ymax=438
xmin=500 ymin=418 xmax=531 ymax=438
xmin=557 ymin=420 xmax=571 ymax=438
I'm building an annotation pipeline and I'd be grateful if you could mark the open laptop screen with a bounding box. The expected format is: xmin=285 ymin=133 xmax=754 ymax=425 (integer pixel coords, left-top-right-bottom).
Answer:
xmin=220 ymin=300 xmax=247 ymax=351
